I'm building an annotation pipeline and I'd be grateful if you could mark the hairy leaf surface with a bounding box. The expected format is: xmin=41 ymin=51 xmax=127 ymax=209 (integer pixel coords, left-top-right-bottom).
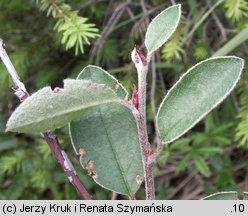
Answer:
xmin=77 ymin=65 xmax=128 ymax=99
xmin=70 ymin=103 xmax=143 ymax=196
xmin=6 ymin=79 xmax=120 ymax=132
xmin=157 ymin=56 xmax=244 ymax=144
xmin=70 ymin=66 xmax=143 ymax=196
xmin=145 ymin=4 xmax=181 ymax=54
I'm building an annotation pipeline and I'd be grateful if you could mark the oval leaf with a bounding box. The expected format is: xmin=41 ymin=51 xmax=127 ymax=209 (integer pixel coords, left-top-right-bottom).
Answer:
xmin=6 ymin=79 xmax=120 ymax=133
xmin=69 ymin=66 xmax=143 ymax=196
xmin=77 ymin=65 xmax=128 ymax=99
xmin=203 ymin=192 xmax=248 ymax=200
xmin=145 ymin=4 xmax=181 ymax=55
xmin=69 ymin=103 xmax=143 ymax=196
xmin=157 ymin=56 xmax=244 ymax=144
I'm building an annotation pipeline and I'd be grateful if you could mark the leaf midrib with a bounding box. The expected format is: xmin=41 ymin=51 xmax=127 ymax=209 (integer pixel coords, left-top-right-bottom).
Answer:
xmin=9 ymin=99 xmax=120 ymax=130
xmin=98 ymin=105 xmax=132 ymax=196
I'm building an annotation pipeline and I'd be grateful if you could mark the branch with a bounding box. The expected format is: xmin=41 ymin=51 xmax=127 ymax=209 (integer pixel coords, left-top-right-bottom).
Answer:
xmin=90 ymin=1 xmax=130 ymax=65
xmin=155 ymin=52 xmax=167 ymax=95
xmin=0 ymin=38 xmax=92 ymax=200
xmin=150 ymin=56 xmax=158 ymax=138
xmin=206 ymin=0 xmax=227 ymax=42
xmin=140 ymin=0 xmax=149 ymax=27
xmin=48 ymin=0 xmax=70 ymax=20
xmin=131 ymin=46 xmax=154 ymax=200
xmin=183 ymin=0 xmax=224 ymax=43
xmin=147 ymin=54 xmax=164 ymax=166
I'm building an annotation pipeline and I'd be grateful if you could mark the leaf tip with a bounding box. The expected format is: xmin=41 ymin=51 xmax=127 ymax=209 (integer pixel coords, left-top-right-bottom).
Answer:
xmin=5 ymin=120 xmax=13 ymax=132
xmin=5 ymin=124 xmax=17 ymax=133
xmin=170 ymin=4 xmax=182 ymax=12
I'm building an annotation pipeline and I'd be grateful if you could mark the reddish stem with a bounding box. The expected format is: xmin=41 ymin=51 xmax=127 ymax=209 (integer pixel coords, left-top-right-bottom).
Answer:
xmin=132 ymin=46 xmax=155 ymax=199
xmin=43 ymin=133 xmax=91 ymax=200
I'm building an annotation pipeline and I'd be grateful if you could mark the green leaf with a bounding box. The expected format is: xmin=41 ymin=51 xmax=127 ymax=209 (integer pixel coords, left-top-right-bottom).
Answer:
xmin=193 ymin=153 xmax=211 ymax=177
xmin=145 ymin=4 xmax=181 ymax=55
xmin=203 ymin=191 xmax=248 ymax=200
xmin=69 ymin=66 xmax=143 ymax=196
xmin=6 ymin=79 xmax=120 ymax=133
xmin=69 ymin=103 xmax=143 ymax=197
xmin=197 ymin=147 xmax=221 ymax=155
xmin=157 ymin=56 xmax=244 ymax=144
xmin=175 ymin=154 xmax=191 ymax=173
xmin=77 ymin=65 xmax=128 ymax=99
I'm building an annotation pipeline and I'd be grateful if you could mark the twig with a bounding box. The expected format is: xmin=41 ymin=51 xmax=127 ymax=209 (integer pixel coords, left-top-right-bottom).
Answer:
xmin=138 ymin=0 xmax=151 ymax=46
xmin=147 ymin=53 xmax=164 ymax=165
xmin=206 ymin=0 xmax=227 ymax=42
xmin=155 ymin=52 xmax=167 ymax=95
xmin=131 ymin=47 xmax=154 ymax=200
xmin=137 ymin=61 xmax=154 ymax=200
xmin=167 ymin=172 xmax=196 ymax=199
xmin=140 ymin=0 xmax=149 ymax=27
xmin=150 ymin=55 xmax=157 ymax=130
xmin=48 ymin=0 xmax=69 ymax=21
xmin=183 ymin=0 xmax=224 ymax=43
xmin=0 ymin=38 xmax=92 ymax=200
xmin=231 ymin=92 xmax=240 ymax=113
xmin=211 ymin=12 xmax=227 ymax=42
xmin=111 ymin=192 xmax=118 ymax=200
xmin=90 ymin=1 xmax=130 ymax=65
xmin=125 ymin=7 xmax=134 ymax=19
xmin=158 ymin=70 xmax=167 ymax=95
xmin=150 ymin=55 xmax=164 ymax=157
xmin=181 ymin=186 xmax=203 ymax=200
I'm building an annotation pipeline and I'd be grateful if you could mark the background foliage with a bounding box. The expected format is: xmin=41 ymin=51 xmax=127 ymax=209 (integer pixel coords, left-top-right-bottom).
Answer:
xmin=0 ymin=0 xmax=247 ymax=199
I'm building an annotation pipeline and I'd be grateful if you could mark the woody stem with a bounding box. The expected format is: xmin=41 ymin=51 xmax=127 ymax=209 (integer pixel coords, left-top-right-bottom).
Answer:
xmin=136 ymin=59 xmax=155 ymax=200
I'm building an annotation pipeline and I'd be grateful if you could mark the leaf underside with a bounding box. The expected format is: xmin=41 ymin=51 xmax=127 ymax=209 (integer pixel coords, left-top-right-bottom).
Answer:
xmin=6 ymin=79 xmax=120 ymax=133
xmin=70 ymin=103 xmax=143 ymax=196
xmin=157 ymin=56 xmax=244 ymax=144
xmin=69 ymin=65 xmax=143 ymax=196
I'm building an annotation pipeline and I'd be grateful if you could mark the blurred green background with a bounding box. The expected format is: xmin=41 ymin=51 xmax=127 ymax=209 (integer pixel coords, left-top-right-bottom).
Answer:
xmin=0 ymin=0 xmax=247 ymax=199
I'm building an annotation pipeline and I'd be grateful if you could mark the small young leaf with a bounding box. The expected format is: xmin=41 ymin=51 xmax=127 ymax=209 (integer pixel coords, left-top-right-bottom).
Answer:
xmin=145 ymin=4 xmax=181 ymax=55
xmin=70 ymin=103 xmax=143 ymax=197
xmin=6 ymin=79 xmax=120 ymax=133
xmin=77 ymin=65 xmax=128 ymax=99
xmin=203 ymin=191 xmax=248 ymax=200
xmin=157 ymin=56 xmax=244 ymax=144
